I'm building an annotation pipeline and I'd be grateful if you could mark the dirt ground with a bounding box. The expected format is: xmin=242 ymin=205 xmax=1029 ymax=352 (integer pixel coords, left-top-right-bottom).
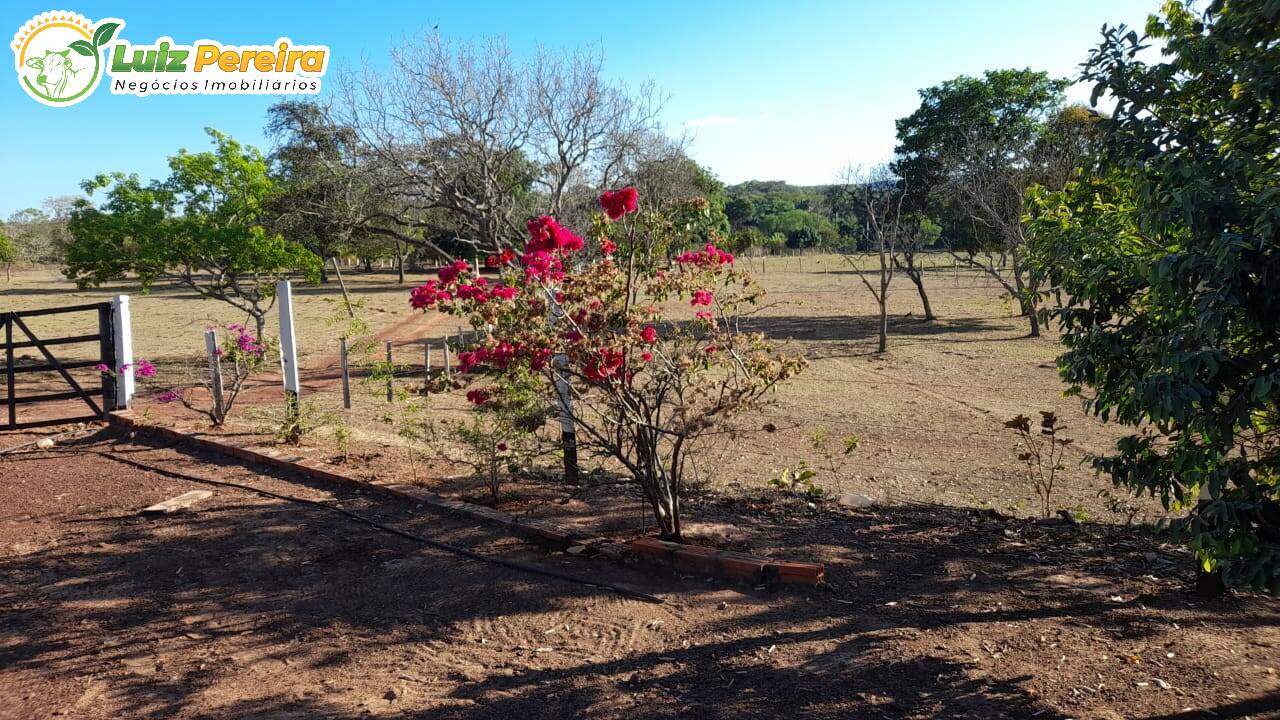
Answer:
xmin=2 ymin=429 xmax=1279 ymax=719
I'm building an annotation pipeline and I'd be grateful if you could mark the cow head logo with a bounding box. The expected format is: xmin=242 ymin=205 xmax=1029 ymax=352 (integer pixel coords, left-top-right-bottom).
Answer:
xmin=12 ymin=11 xmax=122 ymax=107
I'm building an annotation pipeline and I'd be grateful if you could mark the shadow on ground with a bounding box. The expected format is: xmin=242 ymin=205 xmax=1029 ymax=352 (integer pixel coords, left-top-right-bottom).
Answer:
xmin=1 ymin=431 xmax=1276 ymax=718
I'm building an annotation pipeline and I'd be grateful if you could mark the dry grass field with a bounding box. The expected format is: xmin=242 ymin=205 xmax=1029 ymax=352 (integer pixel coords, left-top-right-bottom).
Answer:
xmin=4 ymin=255 xmax=1140 ymax=523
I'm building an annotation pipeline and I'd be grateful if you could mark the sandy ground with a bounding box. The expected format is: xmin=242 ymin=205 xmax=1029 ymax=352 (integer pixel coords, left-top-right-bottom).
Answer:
xmin=2 ymin=430 xmax=1279 ymax=719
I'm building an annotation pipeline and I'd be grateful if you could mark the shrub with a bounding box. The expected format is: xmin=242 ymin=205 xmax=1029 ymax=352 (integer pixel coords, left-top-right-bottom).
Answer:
xmin=409 ymin=188 xmax=806 ymax=540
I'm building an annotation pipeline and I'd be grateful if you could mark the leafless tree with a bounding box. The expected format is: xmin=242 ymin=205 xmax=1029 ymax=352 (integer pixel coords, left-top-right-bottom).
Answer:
xmin=332 ymin=33 xmax=668 ymax=257
xmin=941 ymin=106 xmax=1099 ymax=337
xmin=528 ymin=47 xmax=663 ymax=219
xmin=840 ymin=164 xmax=908 ymax=353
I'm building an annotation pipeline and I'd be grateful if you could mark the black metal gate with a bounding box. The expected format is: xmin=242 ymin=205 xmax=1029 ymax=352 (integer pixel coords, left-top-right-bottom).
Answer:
xmin=1 ymin=302 xmax=118 ymax=430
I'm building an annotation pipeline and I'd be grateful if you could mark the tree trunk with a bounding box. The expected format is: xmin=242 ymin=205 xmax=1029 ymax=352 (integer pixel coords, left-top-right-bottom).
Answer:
xmin=909 ymin=269 xmax=936 ymax=321
xmin=331 ymin=257 xmax=355 ymax=319
xmin=250 ymin=310 xmax=267 ymax=341
xmin=395 ymin=239 xmax=406 ymax=284
xmin=1010 ymin=251 xmax=1040 ymax=337
xmin=877 ymin=243 xmax=889 ymax=353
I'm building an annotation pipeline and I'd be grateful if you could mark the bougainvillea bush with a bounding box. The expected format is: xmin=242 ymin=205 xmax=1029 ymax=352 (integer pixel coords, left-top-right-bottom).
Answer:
xmin=158 ymin=323 xmax=274 ymax=425
xmin=410 ymin=187 xmax=806 ymax=540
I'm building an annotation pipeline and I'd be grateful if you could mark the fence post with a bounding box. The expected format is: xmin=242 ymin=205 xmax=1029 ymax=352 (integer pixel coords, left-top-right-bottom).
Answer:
xmin=423 ymin=341 xmax=432 ymax=392
xmin=97 ymin=304 xmax=117 ymax=417
xmin=276 ymin=280 xmax=301 ymax=421
xmin=547 ymin=300 xmax=580 ymax=486
xmin=5 ymin=315 xmax=16 ymax=427
xmin=204 ymin=330 xmax=225 ymax=422
xmin=339 ymin=337 xmax=351 ymax=409
xmin=442 ymin=340 xmax=451 ymax=380
xmin=110 ymin=295 xmax=134 ymax=410
xmin=385 ymin=341 xmax=394 ymax=402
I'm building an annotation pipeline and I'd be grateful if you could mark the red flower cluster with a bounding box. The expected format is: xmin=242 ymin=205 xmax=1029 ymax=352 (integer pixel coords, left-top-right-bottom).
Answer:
xmin=410 ymin=280 xmax=453 ymax=309
xmin=640 ymin=325 xmax=658 ymax=344
xmin=412 ymin=262 xmax=521 ymax=309
xmin=600 ymin=238 xmax=617 ymax=257
xmin=466 ymin=389 xmax=490 ymax=405
xmin=599 ymin=187 xmax=638 ymax=220
xmin=457 ymin=342 xmax=518 ymax=373
xmin=691 ymin=289 xmax=714 ymax=307
xmin=526 ymin=216 xmax=585 ymax=254
xmin=438 ymin=259 xmax=470 ymax=284
xmin=676 ymin=242 xmax=735 ymax=268
xmin=583 ymin=347 xmax=624 ymax=382
xmin=486 ymin=249 xmax=517 ymax=268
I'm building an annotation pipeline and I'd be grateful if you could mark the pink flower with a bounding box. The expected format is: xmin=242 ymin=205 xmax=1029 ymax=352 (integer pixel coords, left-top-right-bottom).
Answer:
xmin=437 ymin=259 xmax=470 ymax=285
xmin=528 ymin=347 xmax=552 ymax=371
xmin=133 ymin=359 xmax=156 ymax=378
xmin=599 ymin=187 xmax=639 ymax=220
xmin=526 ymin=216 xmax=585 ymax=255
xmin=691 ymin=289 xmax=714 ymax=307
xmin=676 ymin=242 xmax=735 ymax=267
xmin=156 ymin=390 xmax=179 ymax=403
xmin=600 ymin=238 xmax=617 ymax=257
xmin=491 ymin=286 xmax=518 ymax=300
xmin=95 ymin=363 xmax=111 ymax=374
xmin=410 ymin=281 xmax=449 ymax=309
xmin=457 ymin=350 xmax=482 ymax=373
xmin=695 ymin=310 xmax=714 ymax=321
xmin=641 ymin=325 xmax=658 ymax=344
xmin=705 ymin=345 xmax=719 ymax=354
xmin=583 ymin=347 xmax=625 ymax=382
xmin=641 ymin=352 xmax=654 ymax=362
xmin=485 ymin=254 xmax=500 ymax=268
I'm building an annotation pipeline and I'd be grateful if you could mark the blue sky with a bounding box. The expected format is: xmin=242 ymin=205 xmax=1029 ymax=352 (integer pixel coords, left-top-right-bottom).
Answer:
xmin=2 ymin=0 xmax=1157 ymax=217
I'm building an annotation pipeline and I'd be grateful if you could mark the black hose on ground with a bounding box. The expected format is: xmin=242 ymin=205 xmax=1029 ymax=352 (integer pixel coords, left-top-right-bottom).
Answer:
xmin=84 ymin=448 xmax=665 ymax=605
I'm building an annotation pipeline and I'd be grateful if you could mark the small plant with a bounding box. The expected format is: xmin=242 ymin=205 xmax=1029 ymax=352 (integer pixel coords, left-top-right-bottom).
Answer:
xmin=333 ymin=423 xmax=352 ymax=461
xmin=399 ymin=367 xmax=551 ymax=501
xmin=163 ymin=323 xmax=274 ymax=425
xmin=279 ymin=400 xmax=336 ymax=445
xmin=769 ymin=461 xmax=824 ymax=499
xmin=809 ymin=427 xmax=860 ymax=475
xmin=1004 ymin=411 xmax=1074 ymax=519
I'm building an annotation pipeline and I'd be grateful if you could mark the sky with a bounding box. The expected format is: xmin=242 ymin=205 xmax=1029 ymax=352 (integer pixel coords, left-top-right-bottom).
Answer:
xmin=1 ymin=0 xmax=1158 ymax=217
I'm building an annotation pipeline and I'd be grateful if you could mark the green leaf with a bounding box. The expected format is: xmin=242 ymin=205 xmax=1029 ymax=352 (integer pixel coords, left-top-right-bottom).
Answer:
xmin=93 ymin=21 xmax=120 ymax=47
xmin=69 ymin=40 xmax=94 ymax=57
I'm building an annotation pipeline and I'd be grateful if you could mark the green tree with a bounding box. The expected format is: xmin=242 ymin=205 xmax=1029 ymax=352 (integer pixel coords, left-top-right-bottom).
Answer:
xmin=0 ymin=232 xmax=16 ymax=282
xmin=66 ymin=129 xmax=321 ymax=337
xmin=894 ymin=68 xmax=1072 ymax=336
xmin=1026 ymin=1 xmax=1280 ymax=592
xmin=759 ymin=209 xmax=838 ymax=248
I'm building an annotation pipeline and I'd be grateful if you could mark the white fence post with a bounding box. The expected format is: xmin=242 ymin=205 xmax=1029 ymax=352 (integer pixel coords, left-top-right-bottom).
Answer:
xmin=111 ymin=295 xmax=133 ymax=409
xmin=276 ymin=280 xmax=300 ymax=416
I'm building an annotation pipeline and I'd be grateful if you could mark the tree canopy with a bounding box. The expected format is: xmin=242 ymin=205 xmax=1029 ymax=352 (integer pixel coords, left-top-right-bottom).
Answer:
xmin=1027 ymin=0 xmax=1280 ymax=592
xmin=66 ymin=128 xmax=320 ymax=336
